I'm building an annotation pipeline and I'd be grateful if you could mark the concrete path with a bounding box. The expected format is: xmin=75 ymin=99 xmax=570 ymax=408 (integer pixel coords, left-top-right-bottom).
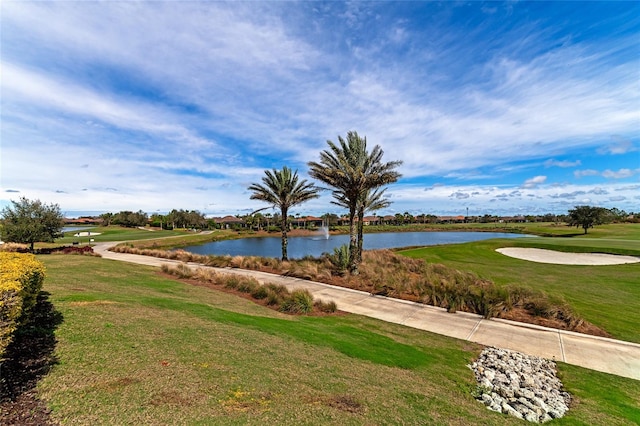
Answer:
xmin=93 ymin=243 xmax=640 ymax=381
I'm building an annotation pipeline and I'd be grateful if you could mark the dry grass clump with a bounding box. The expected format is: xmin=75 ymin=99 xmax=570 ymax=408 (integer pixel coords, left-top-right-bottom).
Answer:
xmin=0 ymin=243 xmax=30 ymax=253
xmin=202 ymin=255 xmax=233 ymax=267
xmin=279 ymin=289 xmax=314 ymax=314
xmin=282 ymin=258 xmax=333 ymax=282
xmin=161 ymin=263 xmax=335 ymax=316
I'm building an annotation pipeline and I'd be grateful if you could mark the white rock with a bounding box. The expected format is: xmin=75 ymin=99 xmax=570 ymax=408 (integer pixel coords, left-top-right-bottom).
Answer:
xmin=469 ymin=347 xmax=571 ymax=423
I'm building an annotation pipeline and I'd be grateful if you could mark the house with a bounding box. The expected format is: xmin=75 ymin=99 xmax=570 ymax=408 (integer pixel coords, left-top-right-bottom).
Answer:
xmin=291 ymin=216 xmax=324 ymax=228
xmin=362 ymin=215 xmax=380 ymax=226
xmin=213 ymin=216 xmax=245 ymax=229
xmin=499 ymin=216 xmax=526 ymax=223
xmin=437 ymin=215 xmax=466 ymax=224
xmin=64 ymin=217 xmax=100 ymax=225
xmin=382 ymin=215 xmax=396 ymax=225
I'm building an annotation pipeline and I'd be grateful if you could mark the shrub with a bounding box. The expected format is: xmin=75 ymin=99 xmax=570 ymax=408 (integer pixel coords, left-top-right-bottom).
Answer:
xmin=328 ymin=244 xmax=350 ymax=275
xmin=250 ymin=285 xmax=269 ymax=299
xmin=314 ymin=299 xmax=338 ymax=313
xmin=236 ymin=277 xmax=260 ymax=294
xmin=224 ymin=276 xmax=241 ymax=289
xmin=193 ymin=268 xmax=218 ymax=283
xmin=174 ymin=263 xmax=194 ymax=279
xmin=280 ymin=289 xmax=314 ymax=314
xmin=265 ymin=288 xmax=283 ymax=306
xmin=0 ymin=243 xmax=30 ymax=253
xmin=0 ymin=252 xmax=46 ymax=359
xmin=204 ymin=255 xmax=233 ymax=268
xmin=230 ymin=256 xmax=245 ymax=268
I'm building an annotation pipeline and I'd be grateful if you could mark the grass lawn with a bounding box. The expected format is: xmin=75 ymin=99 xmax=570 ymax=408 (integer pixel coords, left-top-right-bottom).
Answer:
xmin=31 ymin=255 xmax=640 ymax=425
xmin=400 ymin=224 xmax=640 ymax=343
xmin=55 ymin=226 xmax=238 ymax=249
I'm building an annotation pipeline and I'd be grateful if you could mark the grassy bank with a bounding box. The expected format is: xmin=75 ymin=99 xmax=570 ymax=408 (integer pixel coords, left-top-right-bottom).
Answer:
xmin=29 ymin=255 xmax=640 ymax=424
xmin=54 ymin=226 xmax=238 ymax=249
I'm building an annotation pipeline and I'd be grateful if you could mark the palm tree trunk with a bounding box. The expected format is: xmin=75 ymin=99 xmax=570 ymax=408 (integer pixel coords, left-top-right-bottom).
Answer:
xmin=357 ymin=206 xmax=365 ymax=265
xmin=348 ymin=206 xmax=358 ymax=275
xmin=281 ymin=207 xmax=288 ymax=260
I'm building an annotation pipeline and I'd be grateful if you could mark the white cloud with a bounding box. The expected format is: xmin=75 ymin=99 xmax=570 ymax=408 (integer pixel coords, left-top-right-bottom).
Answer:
xmin=544 ymin=159 xmax=581 ymax=168
xmin=574 ymin=169 xmax=600 ymax=178
xmin=450 ymin=191 xmax=471 ymax=199
xmin=522 ymin=176 xmax=547 ymax=189
xmin=597 ymin=136 xmax=638 ymax=155
xmin=602 ymin=169 xmax=635 ymax=179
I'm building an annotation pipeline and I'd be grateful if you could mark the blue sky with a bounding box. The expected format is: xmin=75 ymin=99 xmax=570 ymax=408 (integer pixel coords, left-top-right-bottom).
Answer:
xmin=1 ymin=1 xmax=639 ymax=218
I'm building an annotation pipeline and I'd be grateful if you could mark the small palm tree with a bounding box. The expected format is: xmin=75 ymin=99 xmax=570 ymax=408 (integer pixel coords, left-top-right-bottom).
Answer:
xmin=248 ymin=166 xmax=319 ymax=260
xmin=333 ymin=187 xmax=391 ymax=265
xmin=308 ymin=131 xmax=401 ymax=274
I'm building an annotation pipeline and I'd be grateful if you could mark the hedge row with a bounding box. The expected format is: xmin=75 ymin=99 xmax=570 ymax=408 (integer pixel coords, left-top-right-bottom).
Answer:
xmin=0 ymin=252 xmax=46 ymax=359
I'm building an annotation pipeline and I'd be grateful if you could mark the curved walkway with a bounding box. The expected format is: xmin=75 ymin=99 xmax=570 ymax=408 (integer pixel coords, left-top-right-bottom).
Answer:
xmin=93 ymin=243 xmax=640 ymax=381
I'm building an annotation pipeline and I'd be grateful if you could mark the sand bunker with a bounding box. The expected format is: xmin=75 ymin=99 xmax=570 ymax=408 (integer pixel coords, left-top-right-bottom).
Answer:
xmin=496 ymin=248 xmax=640 ymax=265
xmin=73 ymin=231 xmax=101 ymax=237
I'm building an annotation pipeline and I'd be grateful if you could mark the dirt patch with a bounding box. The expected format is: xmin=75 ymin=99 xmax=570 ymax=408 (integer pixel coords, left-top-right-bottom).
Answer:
xmin=326 ymin=394 xmax=364 ymax=414
xmin=149 ymin=390 xmax=195 ymax=407
xmin=68 ymin=300 xmax=120 ymax=307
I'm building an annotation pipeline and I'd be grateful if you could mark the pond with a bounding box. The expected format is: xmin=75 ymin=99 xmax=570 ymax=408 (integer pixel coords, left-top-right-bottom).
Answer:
xmin=180 ymin=231 xmax=527 ymax=259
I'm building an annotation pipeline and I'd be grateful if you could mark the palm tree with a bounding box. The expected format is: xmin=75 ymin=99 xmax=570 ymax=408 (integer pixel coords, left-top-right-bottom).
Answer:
xmin=333 ymin=187 xmax=391 ymax=265
xmin=248 ymin=166 xmax=319 ymax=260
xmin=308 ymin=131 xmax=402 ymax=274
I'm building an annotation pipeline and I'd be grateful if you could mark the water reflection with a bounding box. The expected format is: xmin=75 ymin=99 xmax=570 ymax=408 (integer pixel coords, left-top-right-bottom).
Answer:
xmin=181 ymin=231 xmax=525 ymax=259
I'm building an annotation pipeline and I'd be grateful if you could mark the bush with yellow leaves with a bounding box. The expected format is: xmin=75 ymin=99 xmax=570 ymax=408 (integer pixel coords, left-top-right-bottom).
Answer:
xmin=0 ymin=252 xmax=46 ymax=359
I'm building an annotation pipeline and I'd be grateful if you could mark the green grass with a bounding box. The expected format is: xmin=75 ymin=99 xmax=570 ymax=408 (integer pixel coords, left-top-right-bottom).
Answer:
xmin=32 ymin=255 xmax=640 ymax=424
xmin=400 ymin=224 xmax=640 ymax=343
xmin=54 ymin=226 xmax=237 ymax=248
xmin=334 ymin=221 xmax=636 ymax=237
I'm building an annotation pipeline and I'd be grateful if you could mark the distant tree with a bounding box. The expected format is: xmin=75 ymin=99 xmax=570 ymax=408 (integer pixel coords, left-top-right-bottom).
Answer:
xmin=248 ymin=166 xmax=319 ymax=260
xmin=100 ymin=212 xmax=114 ymax=226
xmin=112 ymin=210 xmax=148 ymax=227
xmin=606 ymin=207 xmax=627 ymax=223
xmin=186 ymin=210 xmax=207 ymax=229
xmin=425 ymin=214 xmax=438 ymax=224
xmin=0 ymin=197 xmax=65 ymax=251
xmin=150 ymin=213 xmax=166 ymax=229
xmin=394 ymin=213 xmax=405 ymax=225
xmin=567 ymin=205 xmax=608 ymax=234
xmin=321 ymin=212 xmax=339 ymax=227
xmin=253 ymin=212 xmax=265 ymax=230
xmin=404 ymin=211 xmax=415 ymax=224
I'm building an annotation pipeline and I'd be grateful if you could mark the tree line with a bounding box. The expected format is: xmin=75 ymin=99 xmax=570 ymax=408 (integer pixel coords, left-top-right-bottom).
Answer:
xmin=99 ymin=209 xmax=209 ymax=230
